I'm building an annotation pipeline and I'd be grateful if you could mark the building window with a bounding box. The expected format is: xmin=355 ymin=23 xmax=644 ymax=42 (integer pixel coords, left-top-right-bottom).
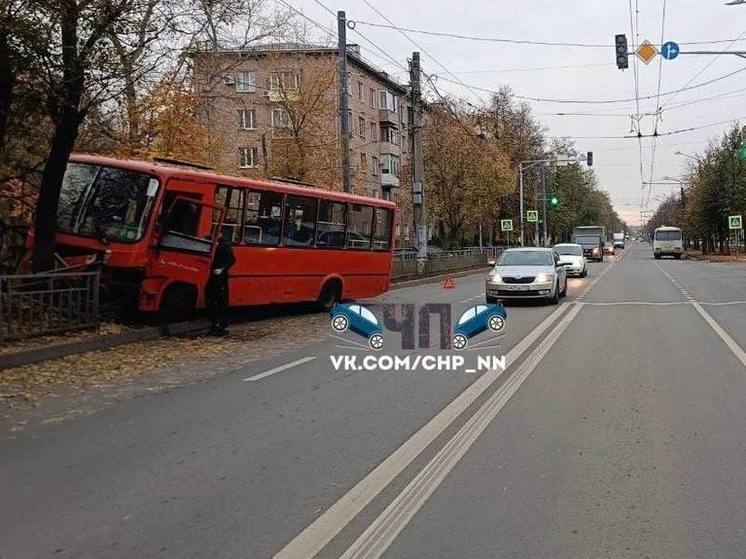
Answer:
xmin=360 ymin=152 xmax=366 ymax=171
xmin=371 ymin=156 xmax=379 ymax=176
xmin=238 ymin=109 xmax=256 ymax=130
xmin=369 ymin=122 xmax=377 ymax=141
xmin=381 ymin=153 xmax=400 ymax=177
xmin=270 ymin=71 xmax=301 ymax=92
xmin=379 ymin=90 xmax=397 ymax=112
xmin=236 ymin=71 xmax=256 ymax=93
xmin=380 ymin=126 xmax=399 ymax=145
xmin=271 ymin=107 xmax=291 ymax=128
xmin=357 ymin=81 xmax=364 ymax=101
xmin=239 ymin=147 xmax=258 ymax=168
xmin=358 ymin=116 xmax=365 ymax=138
xmin=346 ymin=75 xmax=352 ymax=97
xmin=369 ymin=87 xmax=376 ymax=108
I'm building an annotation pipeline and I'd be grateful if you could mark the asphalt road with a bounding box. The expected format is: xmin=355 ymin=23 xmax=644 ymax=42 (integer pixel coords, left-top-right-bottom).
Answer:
xmin=3 ymin=241 xmax=746 ymax=558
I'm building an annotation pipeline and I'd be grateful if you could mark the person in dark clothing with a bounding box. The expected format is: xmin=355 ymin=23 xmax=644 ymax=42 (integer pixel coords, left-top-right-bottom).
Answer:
xmin=206 ymin=234 xmax=236 ymax=336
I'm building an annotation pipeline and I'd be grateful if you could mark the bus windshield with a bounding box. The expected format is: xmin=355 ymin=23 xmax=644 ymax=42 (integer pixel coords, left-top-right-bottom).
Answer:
xmin=56 ymin=163 xmax=159 ymax=243
xmin=655 ymin=230 xmax=681 ymax=241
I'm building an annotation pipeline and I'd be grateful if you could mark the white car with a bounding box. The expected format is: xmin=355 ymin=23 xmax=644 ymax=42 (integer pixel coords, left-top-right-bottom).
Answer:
xmin=486 ymin=247 xmax=568 ymax=305
xmin=553 ymin=243 xmax=587 ymax=277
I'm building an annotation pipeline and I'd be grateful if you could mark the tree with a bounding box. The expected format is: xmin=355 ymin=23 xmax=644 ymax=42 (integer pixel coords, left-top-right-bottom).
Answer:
xmin=263 ymin=51 xmax=340 ymax=186
xmin=423 ymin=100 xmax=512 ymax=247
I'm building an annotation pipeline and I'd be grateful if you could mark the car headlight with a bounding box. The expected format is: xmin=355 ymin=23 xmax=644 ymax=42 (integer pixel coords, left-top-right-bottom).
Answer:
xmin=488 ymin=272 xmax=502 ymax=283
xmin=535 ymin=273 xmax=552 ymax=283
xmin=592 ymin=248 xmax=599 ymax=254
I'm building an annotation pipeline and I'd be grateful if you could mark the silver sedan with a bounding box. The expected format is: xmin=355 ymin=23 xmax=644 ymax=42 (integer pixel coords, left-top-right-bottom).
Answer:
xmin=486 ymin=247 xmax=568 ymax=304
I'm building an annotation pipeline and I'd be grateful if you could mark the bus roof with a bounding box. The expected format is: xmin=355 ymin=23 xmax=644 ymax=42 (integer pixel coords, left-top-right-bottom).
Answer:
xmin=69 ymin=153 xmax=397 ymax=209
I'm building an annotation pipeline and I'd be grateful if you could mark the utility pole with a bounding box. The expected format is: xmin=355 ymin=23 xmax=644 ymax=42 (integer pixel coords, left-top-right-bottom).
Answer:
xmin=518 ymin=163 xmax=525 ymax=246
xmin=410 ymin=52 xmax=427 ymax=268
xmin=338 ymin=11 xmax=352 ymax=193
xmin=542 ymin=169 xmax=548 ymax=246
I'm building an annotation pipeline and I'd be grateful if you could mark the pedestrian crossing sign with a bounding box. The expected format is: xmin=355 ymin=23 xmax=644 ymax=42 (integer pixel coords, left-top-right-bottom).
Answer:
xmin=501 ymin=219 xmax=513 ymax=232
xmin=527 ymin=210 xmax=539 ymax=223
xmin=729 ymin=215 xmax=742 ymax=230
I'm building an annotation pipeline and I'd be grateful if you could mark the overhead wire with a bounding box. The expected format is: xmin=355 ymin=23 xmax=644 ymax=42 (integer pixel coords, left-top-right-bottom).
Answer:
xmin=350 ymin=20 xmax=746 ymax=49
xmin=358 ymin=0 xmax=486 ymax=104
xmin=647 ymin=0 xmax=668 ymax=210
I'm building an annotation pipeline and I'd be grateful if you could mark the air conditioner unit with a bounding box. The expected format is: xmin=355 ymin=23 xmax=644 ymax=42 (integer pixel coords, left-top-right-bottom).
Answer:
xmin=263 ymin=90 xmax=271 ymax=97
xmin=223 ymin=75 xmax=235 ymax=85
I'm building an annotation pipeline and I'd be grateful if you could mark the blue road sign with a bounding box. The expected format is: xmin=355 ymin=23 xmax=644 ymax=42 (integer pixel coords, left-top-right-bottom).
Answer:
xmin=661 ymin=41 xmax=680 ymax=60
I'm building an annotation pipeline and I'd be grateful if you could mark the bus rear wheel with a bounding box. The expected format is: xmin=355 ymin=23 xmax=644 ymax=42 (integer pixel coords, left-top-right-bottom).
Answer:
xmin=317 ymin=280 xmax=341 ymax=312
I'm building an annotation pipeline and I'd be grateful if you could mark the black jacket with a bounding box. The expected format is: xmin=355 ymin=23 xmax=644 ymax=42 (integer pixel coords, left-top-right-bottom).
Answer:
xmin=212 ymin=236 xmax=236 ymax=271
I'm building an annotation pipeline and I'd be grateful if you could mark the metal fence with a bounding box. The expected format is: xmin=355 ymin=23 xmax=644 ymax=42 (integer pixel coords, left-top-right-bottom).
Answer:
xmin=391 ymin=247 xmax=504 ymax=279
xmin=0 ymin=272 xmax=100 ymax=342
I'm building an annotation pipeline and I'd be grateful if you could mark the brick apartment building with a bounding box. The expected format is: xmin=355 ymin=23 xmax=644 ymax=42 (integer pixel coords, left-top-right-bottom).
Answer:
xmin=191 ymin=43 xmax=414 ymax=245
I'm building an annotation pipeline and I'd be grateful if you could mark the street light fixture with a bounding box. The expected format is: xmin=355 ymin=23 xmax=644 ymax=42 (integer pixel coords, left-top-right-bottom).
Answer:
xmin=674 ymin=150 xmax=697 ymax=160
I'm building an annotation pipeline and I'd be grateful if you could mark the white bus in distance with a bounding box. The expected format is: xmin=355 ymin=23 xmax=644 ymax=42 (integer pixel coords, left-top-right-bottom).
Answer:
xmin=653 ymin=226 xmax=683 ymax=259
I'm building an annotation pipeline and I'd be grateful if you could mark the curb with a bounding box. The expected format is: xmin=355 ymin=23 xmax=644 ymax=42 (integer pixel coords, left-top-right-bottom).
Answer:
xmin=390 ymin=266 xmax=489 ymax=290
xmin=0 ymin=268 xmax=489 ymax=370
xmin=0 ymin=319 xmax=210 ymax=371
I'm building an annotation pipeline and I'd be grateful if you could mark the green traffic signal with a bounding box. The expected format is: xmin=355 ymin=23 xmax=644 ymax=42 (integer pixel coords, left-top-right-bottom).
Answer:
xmin=739 ymin=143 xmax=746 ymax=160
xmin=550 ymin=196 xmax=559 ymax=206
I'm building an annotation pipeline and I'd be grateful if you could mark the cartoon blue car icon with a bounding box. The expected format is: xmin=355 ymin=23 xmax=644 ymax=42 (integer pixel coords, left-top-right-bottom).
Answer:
xmin=452 ymin=303 xmax=507 ymax=350
xmin=330 ymin=303 xmax=384 ymax=350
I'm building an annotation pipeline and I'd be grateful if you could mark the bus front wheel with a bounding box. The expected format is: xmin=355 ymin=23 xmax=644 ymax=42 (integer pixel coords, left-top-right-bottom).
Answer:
xmin=317 ymin=280 xmax=341 ymax=312
xmin=159 ymin=283 xmax=196 ymax=324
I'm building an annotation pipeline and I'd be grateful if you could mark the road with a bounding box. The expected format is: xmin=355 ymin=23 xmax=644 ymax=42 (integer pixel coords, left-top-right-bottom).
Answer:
xmin=3 ymin=240 xmax=746 ymax=558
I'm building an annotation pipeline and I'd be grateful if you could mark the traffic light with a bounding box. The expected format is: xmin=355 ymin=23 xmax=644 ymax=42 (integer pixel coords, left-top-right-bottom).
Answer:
xmin=587 ymin=151 xmax=593 ymax=166
xmin=549 ymin=196 xmax=559 ymax=208
xmin=615 ymin=34 xmax=629 ymax=70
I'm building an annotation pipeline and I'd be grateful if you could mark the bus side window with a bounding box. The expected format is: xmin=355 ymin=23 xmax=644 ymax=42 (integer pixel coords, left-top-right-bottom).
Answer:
xmin=283 ymin=196 xmax=318 ymax=247
xmin=316 ymin=200 xmax=347 ymax=247
xmin=347 ymin=204 xmax=373 ymax=249
xmin=372 ymin=208 xmax=393 ymax=250
xmin=214 ymin=186 xmax=245 ymax=244
xmin=245 ymin=190 xmax=283 ymax=245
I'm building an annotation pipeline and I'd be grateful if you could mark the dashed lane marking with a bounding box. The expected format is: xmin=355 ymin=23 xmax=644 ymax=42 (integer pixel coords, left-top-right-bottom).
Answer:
xmin=241 ymin=356 xmax=317 ymax=382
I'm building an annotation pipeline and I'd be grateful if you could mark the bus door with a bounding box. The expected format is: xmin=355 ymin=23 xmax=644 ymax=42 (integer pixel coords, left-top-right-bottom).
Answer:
xmin=150 ymin=196 xmax=225 ymax=301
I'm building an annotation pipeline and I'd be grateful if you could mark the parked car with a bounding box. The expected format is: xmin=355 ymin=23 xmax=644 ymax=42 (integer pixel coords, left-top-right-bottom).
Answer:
xmin=485 ymin=247 xmax=568 ymax=304
xmin=553 ymin=243 xmax=587 ymax=277
xmin=452 ymin=303 xmax=507 ymax=350
xmin=330 ymin=303 xmax=384 ymax=350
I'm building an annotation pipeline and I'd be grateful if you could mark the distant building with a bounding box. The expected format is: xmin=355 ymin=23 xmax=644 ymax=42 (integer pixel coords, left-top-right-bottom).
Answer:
xmin=191 ymin=43 xmax=413 ymax=245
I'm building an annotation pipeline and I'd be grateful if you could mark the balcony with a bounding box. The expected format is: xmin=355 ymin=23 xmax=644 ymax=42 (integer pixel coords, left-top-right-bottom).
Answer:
xmin=378 ymin=140 xmax=401 ymax=157
xmin=379 ymin=108 xmax=399 ymax=125
xmin=380 ymin=170 xmax=400 ymax=188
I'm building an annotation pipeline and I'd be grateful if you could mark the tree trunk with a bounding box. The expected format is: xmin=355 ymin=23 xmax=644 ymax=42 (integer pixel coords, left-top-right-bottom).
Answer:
xmin=32 ymin=3 xmax=85 ymax=272
xmin=0 ymin=33 xmax=15 ymax=152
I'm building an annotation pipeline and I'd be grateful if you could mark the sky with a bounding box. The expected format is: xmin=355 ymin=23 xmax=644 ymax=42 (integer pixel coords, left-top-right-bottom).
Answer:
xmin=287 ymin=0 xmax=746 ymax=225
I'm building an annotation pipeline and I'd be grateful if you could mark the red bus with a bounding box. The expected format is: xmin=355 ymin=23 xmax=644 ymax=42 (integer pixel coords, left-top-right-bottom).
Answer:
xmin=38 ymin=154 xmax=397 ymax=319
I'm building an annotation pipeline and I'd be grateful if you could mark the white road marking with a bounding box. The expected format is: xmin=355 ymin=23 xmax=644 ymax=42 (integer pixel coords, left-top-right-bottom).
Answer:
xmin=654 ymin=261 xmax=746 ymax=368
xmin=273 ymin=302 xmax=572 ymax=559
xmin=241 ymin=356 xmax=317 ymax=382
xmin=583 ymin=301 xmax=690 ymax=306
xmin=339 ymin=303 xmax=585 ymax=559
xmin=700 ymin=300 xmax=746 ymax=306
